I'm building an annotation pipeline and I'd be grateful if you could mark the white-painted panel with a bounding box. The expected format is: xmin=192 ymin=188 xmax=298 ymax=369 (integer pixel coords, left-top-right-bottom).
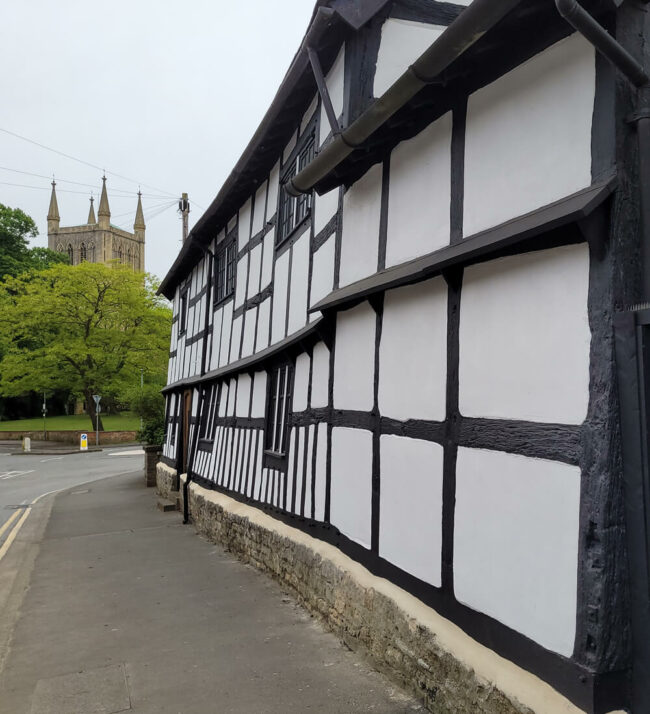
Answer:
xmin=229 ymin=314 xmax=242 ymax=364
xmin=374 ymin=19 xmax=446 ymax=97
xmin=386 ymin=112 xmax=452 ymax=267
xmin=310 ymin=235 xmax=335 ymax=310
xmin=283 ymin=130 xmax=298 ymax=164
xmin=227 ymin=215 xmax=237 ymax=233
xmin=260 ymin=230 xmax=274 ymax=289
xmin=267 ymin=162 xmax=280 ymax=221
xmin=464 ymin=35 xmax=595 ymax=236
xmin=218 ymin=383 xmax=229 ymax=417
xmin=218 ymin=300 xmax=233 ymax=367
xmin=209 ymin=307 xmax=223 ymax=371
xmin=380 ymin=435 xmax=443 ymax=586
xmin=235 ymin=373 xmax=251 ymax=418
xmin=234 ymin=253 xmax=249 ymax=310
xmin=459 ymin=244 xmax=590 ymax=423
xmin=287 ymin=428 xmax=296 ymax=510
xmin=314 ymin=422 xmax=327 ymax=522
xmin=311 ymin=341 xmax=330 ymax=409
xmin=294 ymin=428 xmax=304 ymax=515
xmin=333 ymin=301 xmax=375 ymax=411
xmin=304 ymin=425 xmax=315 ymax=518
xmin=300 ymin=93 xmax=318 ymax=135
xmin=455 ymin=448 xmax=580 ymax=656
xmin=339 ymin=163 xmax=382 ymax=287
xmin=251 ymin=181 xmax=268 ymax=237
xmin=238 ymin=198 xmax=252 ymax=250
xmin=241 ymin=306 xmax=257 ymax=358
xmin=313 ymin=187 xmax=339 ymax=235
xmin=379 ymin=279 xmax=447 ymax=421
xmin=271 ymin=249 xmax=290 ymax=344
xmin=256 ymin=297 xmax=271 ymax=352
xmin=251 ymin=371 xmax=267 ymax=418
xmin=331 ymin=427 xmax=372 ymax=549
xmin=293 ymin=352 xmax=310 ymax=412
xmin=247 ymin=242 xmax=262 ymax=299
xmin=288 ymin=233 xmax=310 ymax=334
xmin=320 ymin=46 xmax=345 ymax=139
xmin=227 ymin=378 xmax=237 ymax=417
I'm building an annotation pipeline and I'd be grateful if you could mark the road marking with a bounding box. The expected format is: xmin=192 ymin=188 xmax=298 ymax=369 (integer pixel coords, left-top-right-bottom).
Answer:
xmin=0 ymin=470 xmax=35 ymax=480
xmin=0 ymin=508 xmax=31 ymax=563
xmin=0 ymin=510 xmax=22 ymax=540
xmin=108 ymin=449 xmax=144 ymax=456
xmin=40 ymin=457 xmax=63 ymax=463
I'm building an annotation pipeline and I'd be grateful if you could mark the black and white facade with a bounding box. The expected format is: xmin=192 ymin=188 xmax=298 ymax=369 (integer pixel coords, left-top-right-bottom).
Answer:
xmin=159 ymin=1 xmax=650 ymax=711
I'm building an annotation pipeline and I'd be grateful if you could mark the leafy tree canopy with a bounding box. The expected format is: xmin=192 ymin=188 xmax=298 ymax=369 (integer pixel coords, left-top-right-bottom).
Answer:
xmin=0 ymin=203 xmax=68 ymax=280
xmin=0 ymin=262 xmax=171 ymax=430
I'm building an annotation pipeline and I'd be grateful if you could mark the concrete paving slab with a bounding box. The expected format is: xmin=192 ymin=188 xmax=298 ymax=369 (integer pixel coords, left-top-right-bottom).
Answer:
xmin=0 ymin=472 xmax=422 ymax=713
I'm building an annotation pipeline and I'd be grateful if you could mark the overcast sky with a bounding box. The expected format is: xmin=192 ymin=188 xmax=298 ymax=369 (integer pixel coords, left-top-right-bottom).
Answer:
xmin=0 ymin=0 xmax=315 ymax=281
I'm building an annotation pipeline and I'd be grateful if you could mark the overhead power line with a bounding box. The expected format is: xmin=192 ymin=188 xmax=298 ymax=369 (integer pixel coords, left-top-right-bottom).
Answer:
xmin=0 ymin=127 xmax=178 ymax=198
xmin=0 ymin=180 xmax=168 ymax=200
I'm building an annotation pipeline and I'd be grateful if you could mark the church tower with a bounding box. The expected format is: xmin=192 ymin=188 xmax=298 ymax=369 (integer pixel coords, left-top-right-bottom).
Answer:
xmin=47 ymin=176 xmax=147 ymax=271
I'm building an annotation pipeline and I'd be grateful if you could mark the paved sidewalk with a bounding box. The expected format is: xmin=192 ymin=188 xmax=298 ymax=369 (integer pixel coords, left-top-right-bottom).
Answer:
xmin=0 ymin=471 xmax=422 ymax=713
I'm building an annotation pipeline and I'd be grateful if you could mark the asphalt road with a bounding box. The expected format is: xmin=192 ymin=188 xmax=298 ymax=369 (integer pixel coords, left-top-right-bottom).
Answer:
xmin=0 ymin=446 xmax=145 ymax=532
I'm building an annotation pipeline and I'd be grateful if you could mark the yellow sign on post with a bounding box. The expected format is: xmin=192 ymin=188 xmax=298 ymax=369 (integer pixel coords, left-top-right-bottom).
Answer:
xmin=80 ymin=433 xmax=88 ymax=451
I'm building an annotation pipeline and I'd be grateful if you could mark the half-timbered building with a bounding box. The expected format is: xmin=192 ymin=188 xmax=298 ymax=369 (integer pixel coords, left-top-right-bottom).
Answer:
xmin=157 ymin=1 xmax=650 ymax=711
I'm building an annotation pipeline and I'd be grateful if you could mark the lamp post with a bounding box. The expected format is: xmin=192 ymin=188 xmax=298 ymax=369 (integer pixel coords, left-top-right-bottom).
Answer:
xmin=140 ymin=369 xmax=144 ymax=431
xmin=93 ymin=394 xmax=101 ymax=446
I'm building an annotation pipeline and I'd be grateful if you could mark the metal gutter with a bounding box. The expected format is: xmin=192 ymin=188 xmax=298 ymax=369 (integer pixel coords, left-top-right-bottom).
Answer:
xmin=287 ymin=0 xmax=522 ymax=197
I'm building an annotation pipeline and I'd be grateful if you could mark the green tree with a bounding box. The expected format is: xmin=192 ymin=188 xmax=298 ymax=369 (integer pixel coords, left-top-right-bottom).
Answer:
xmin=0 ymin=262 xmax=171 ymax=430
xmin=0 ymin=203 xmax=68 ymax=280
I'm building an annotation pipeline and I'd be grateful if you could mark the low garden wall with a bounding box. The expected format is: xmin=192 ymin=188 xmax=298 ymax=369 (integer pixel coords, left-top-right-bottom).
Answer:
xmin=0 ymin=430 xmax=138 ymax=444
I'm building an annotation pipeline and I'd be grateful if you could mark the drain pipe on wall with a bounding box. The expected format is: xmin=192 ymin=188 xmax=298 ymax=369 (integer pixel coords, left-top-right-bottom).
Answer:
xmin=183 ymin=247 xmax=214 ymax=525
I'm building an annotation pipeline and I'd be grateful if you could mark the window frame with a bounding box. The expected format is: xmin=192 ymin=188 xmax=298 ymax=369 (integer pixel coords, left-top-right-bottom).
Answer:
xmin=263 ymin=361 xmax=294 ymax=465
xmin=213 ymin=232 xmax=237 ymax=306
xmin=277 ymin=125 xmax=316 ymax=248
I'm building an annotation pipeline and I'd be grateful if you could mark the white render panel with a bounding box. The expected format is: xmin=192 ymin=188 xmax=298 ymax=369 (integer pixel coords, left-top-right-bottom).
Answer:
xmin=320 ymin=47 xmax=345 ymax=138
xmin=294 ymin=428 xmax=305 ymax=514
xmin=209 ymin=307 xmax=224 ymax=371
xmin=386 ymin=112 xmax=452 ymax=267
xmin=271 ymin=249 xmax=290 ymax=344
xmin=310 ymin=236 xmax=335 ymax=310
xmin=251 ymin=371 xmax=267 ymax=418
xmin=241 ymin=307 xmax=257 ymax=358
xmin=287 ymin=428 xmax=297 ymax=510
xmin=218 ymin=382 xmax=229 ymax=417
xmin=261 ymin=231 xmax=274 ymax=289
xmin=234 ymin=254 xmax=249 ymax=309
xmin=339 ymin=163 xmax=382 ymax=287
xmin=304 ymin=425 xmax=315 ymax=517
xmin=300 ymin=93 xmax=318 ymax=135
xmin=247 ymin=242 xmax=262 ymax=299
xmin=251 ymin=181 xmax=268 ymax=236
xmin=454 ymin=448 xmax=581 ymax=656
xmin=379 ymin=279 xmax=447 ymax=421
xmin=236 ymin=374 xmax=251 ymax=417
xmin=227 ymin=378 xmax=237 ymax=417
xmin=311 ymin=341 xmax=330 ymax=409
xmin=283 ymin=130 xmax=298 ymax=164
xmin=464 ymin=34 xmax=595 ymax=236
xmin=288 ymin=233 xmax=310 ymax=335
xmin=331 ymin=427 xmax=373 ymax=549
xmin=374 ymin=19 xmax=446 ymax=97
xmin=314 ymin=422 xmax=327 ymax=521
xmin=229 ymin=314 xmax=242 ymax=363
xmin=218 ymin=300 xmax=233 ymax=367
xmin=267 ymin=162 xmax=280 ymax=220
xmin=313 ymin=187 xmax=339 ymax=235
xmin=293 ymin=352 xmax=310 ymax=412
xmin=379 ymin=435 xmax=444 ymax=586
xmin=238 ymin=198 xmax=252 ymax=250
xmin=459 ymin=244 xmax=591 ymax=423
xmin=334 ymin=302 xmax=376 ymax=411
xmin=256 ymin=297 xmax=271 ymax=352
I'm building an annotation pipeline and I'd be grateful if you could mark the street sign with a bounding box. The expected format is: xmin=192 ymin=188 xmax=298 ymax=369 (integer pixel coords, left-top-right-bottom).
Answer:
xmin=80 ymin=433 xmax=88 ymax=451
xmin=92 ymin=395 xmax=101 ymax=405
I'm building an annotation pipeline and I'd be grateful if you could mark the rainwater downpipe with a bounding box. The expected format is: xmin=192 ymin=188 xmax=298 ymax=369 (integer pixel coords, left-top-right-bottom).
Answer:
xmin=554 ymin=0 xmax=650 ymax=300
xmin=183 ymin=246 xmax=214 ymax=524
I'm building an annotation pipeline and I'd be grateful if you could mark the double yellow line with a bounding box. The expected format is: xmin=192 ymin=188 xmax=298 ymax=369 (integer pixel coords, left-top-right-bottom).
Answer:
xmin=0 ymin=491 xmax=56 ymax=564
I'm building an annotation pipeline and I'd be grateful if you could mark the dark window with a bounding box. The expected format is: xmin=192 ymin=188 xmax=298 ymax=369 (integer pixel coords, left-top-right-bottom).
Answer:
xmin=80 ymin=243 xmax=87 ymax=261
xmin=214 ymin=239 xmax=236 ymax=304
xmin=179 ymin=288 xmax=189 ymax=334
xmin=67 ymin=244 xmax=74 ymax=264
xmin=277 ymin=131 xmax=315 ymax=246
xmin=265 ymin=363 xmax=293 ymax=456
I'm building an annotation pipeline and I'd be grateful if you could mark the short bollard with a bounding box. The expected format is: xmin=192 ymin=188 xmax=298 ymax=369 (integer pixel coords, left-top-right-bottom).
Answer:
xmin=23 ymin=436 xmax=31 ymax=453
xmin=80 ymin=433 xmax=88 ymax=452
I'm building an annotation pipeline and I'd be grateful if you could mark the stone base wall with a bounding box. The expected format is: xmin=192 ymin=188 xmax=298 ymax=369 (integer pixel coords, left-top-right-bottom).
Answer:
xmin=0 ymin=430 xmax=137 ymax=444
xmin=156 ymin=462 xmax=179 ymax=499
xmin=182 ymin=480 xmax=587 ymax=714
xmin=144 ymin=446 xmax=161 ymax=487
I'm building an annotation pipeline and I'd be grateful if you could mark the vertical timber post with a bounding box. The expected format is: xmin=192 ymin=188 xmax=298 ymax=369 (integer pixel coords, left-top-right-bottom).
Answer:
xmin=179 ymin=193 xmax=190 ymax=243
